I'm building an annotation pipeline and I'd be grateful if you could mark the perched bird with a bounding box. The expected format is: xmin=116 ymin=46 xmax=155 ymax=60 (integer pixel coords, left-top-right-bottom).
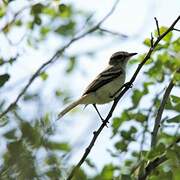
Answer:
xmin=58 ymin=51 xmax=137 ymax=119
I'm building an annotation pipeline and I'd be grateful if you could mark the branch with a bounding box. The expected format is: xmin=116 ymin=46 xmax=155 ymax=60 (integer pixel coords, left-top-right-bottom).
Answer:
xmin=67 ymin=15 xmax=180 ymax=180
xmin=173 ymin=28 xmax=180 ymax=32
xmin=138 ymin=137 xmax=180 ymax=180
xmin=0 ymin=0 xmax=120 ymax=119
xmin=98 ymin=27 xmax=128 ymax=38
xmin=154 ymin=17 xmax=160 ymax=37
xmin=151 ymin=80 xmax=174 ymax=148
xmin=0 ymin=5 xmax=30 ymax=32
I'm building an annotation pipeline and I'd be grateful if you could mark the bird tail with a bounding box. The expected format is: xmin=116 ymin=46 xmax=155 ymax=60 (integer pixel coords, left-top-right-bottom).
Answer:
xmin=58 ymin=96 xmax=87 ymax=119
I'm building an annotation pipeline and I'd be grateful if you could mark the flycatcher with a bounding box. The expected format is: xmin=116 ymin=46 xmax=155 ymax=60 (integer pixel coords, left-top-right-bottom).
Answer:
xmin=58 ymin=51 xmax=137 ymax=119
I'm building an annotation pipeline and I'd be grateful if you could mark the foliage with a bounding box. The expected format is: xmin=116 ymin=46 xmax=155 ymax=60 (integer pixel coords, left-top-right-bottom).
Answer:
xmin=0 ymin=0 xmax=179 ymax=179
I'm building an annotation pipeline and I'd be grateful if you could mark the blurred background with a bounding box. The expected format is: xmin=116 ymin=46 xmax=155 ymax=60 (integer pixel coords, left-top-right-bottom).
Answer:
xmin=0 ymin=0 xmax=180 ymax=179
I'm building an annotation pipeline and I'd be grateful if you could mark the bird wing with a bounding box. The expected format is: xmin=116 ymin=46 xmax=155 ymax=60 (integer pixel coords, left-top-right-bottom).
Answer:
xmin=83 ymin=66 xmax=123 ymax=95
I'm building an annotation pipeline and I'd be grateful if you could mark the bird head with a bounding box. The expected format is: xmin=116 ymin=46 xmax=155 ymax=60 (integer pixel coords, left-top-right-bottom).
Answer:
xmin=109 ymin=51 xmax=137 ymax=67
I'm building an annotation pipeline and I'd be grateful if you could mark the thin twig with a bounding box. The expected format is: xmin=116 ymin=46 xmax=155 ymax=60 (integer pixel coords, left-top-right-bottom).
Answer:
xmin=0 ymin=0 xmax=120 ymax=119
xmin=150 ymin=33 xmax=154 ymax=47
xmin=173 ymin=28 xmax=180 ymax=32
xmin=99 ymin=27 xmax=128 ymax=38
xmin=154 ymin=17 xmax=160 ymax=37
xmin=67 ymin=15 xmax=180 ymax=180
xmin=151 ymin=80 xmax=174 ymax=148
xmin=1 ymin=5 xmax=30 ymax=32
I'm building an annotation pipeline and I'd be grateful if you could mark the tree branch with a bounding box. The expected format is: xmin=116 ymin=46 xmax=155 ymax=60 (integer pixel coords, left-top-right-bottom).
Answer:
xmin=67 ymin=15 xmax=180 ymax=180
xmin=151 ymin=80 xmax=174 ymax=148
xmin=138 ymin=137 xmax=180 ymax=180
xmin=98 ymin=27 xmax=128 ymax=38
xmin=0 ymin=4 xmax=31 ymax=32
xmin=0 ymin=0 xmax=120 ymax=119
xmin=173 ymin=28 xmax=180 ymax=32
xmin=154 ymin=17 xmax=160 ymax=37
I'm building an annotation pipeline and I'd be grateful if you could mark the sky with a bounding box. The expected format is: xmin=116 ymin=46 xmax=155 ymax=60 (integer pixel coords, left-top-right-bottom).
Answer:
xmin=0 ymin=0 xmax=180 ymax=173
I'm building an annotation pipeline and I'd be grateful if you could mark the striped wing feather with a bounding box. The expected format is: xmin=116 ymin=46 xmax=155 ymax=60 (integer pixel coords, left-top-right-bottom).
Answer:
xmin=83 ymin=66 xmax=122 ymax=95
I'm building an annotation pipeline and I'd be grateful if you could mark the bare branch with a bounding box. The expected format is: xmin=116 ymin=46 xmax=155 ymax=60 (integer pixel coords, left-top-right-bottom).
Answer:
xmin=99 ymin=27 xmax=128 ymax=38
xmin=67 ymin=15 xmax=180 ymax=180
xmin=0 ymin=5 xmax=29 ymax=32
xmin=0 ymin=0 xmax=120 ymax=119
xmin=154 ymin=17 xmax=160 ymax=37
xmin=150 ymin=32 xmax=154 ymax=47
xmin=151 ymin=80 xmax=174 ymax=148
xmin=173 ymin=28 xmax=180 ymax=32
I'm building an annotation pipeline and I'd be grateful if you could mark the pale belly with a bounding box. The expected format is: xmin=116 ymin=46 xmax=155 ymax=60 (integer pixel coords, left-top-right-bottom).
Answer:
xmin=82 ymin=75 xmax=125 ymax=104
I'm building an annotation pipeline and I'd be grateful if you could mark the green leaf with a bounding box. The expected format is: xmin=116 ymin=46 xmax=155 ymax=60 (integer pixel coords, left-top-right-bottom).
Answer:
xmin=34 ymin=15 xmax=42 ymax=25
xmin=143 ymin=38 xmax=151 ymax=47
xmin=166 ymin=149 xmax=177 ymax=161
xmin=0 ymin=74 xmax=10 ymax=87
xmin=165 ymin=98 xmax=180 ymax=112
xmin=31 ymin=3 xmax=44 ymax=15
xmin=46 ymin=155 xmax=59 ymax=165
xmin=133 ymin=112 xmax=147 ymax=122
xmin=147 ymin=60 xmax=164 ymax=82
xmin=121 ymin=130 xmax=134 ymax=141
xmin=0 ymin=6 xmax=6 ymax=18
xmin=3 ymin=129 xmax=16 ymax=139
xmin=131 ymin=89 xmax=144 ymax=108
xmin=40 ymin=71 xmax=48 ymax=81
xmin=129 ymin=126 xmax=137 ymax=134
xmin=45 ymin=141 xmax=70 ymax=151
xmin=21 ymin=122 xmax=41 ymax=147
xmin=111 ymin=117 xmax=124 ymax=136
xmin=0 ymin=58 xmax=3 ymax=65
xmin=66 ymin=56 xmax=76 ymax=73
xmin=55 ymin=89 xmax=62 ymax=97
xmin=115 ymin=140 xmax=128 ymax=151
xmin=174 ymin=167 xmax=180 ymax=180
xmin=23 ymin=93 xmax=38 ymax=101
xmin=121 ymin=174 xmax=132 ymax=180
xmin=101 ymin=164 xmax=115 ymax=179
xmin=155 ymin=26 xmax=173 ymax=43
xmin=154 ymin=43 xmax=169 ymax=51
xmin=85 ymin=158 xmax=96 ymax=169
xmin=173 ymin=71 xmax=180 ymax=84
xmin=55 ymin=21 xmax=76 ymax=36
xmin=147 ymin=143 xmax=166 ymax=160
xmin=46 ymin=169 xmax=61 ymax=179
xmin=58 ymin=4 xmax=72 ymax=18
xmin=171 ymin=95 xmax=180 ymax=104
xmin=15 ymin=19 xmax=22 ymax=26
xmin=73 ymin=168 xmax=87 ymax=180
xmin=0 ymin=116 xmax=8 ymax=127
xmin=40 ymin=26 xmax=50 ymax=36
xmin=42 ymin=7 xmax=56 ymax=16
xmin=172 ymin=37 xmax=180 ymax=52
xmin=166 ymin=115 xmax=180 ymax=123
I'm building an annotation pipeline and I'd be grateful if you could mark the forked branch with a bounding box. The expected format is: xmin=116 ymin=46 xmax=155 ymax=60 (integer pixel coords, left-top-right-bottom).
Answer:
xmin=67 ymin=15 xmax=180 ymax=180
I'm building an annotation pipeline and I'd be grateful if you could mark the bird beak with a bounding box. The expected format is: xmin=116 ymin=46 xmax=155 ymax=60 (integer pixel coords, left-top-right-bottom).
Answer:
xmin=128 ymin=53 xmax=138 ymax=57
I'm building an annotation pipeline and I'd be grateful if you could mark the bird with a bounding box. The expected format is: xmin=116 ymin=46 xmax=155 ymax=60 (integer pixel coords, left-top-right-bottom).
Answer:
xmin=58 ymin=51 xmax=137 ymax=120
